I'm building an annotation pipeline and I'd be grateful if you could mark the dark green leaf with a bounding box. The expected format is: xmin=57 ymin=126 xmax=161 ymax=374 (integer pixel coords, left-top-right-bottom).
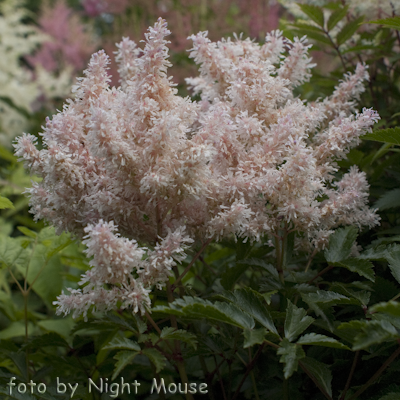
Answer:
xmin=284 ymin=300 xmax=314 ymax=342
xmin=243 ymin=328 xmax=267 ymax=348
xmin=142 ymin=348 xmax=166 ymax=373
xmin=370 ymin=301 xmax=400 ymax=317
xmin=153 ymin=296 xmax=255 ymax=329
xmin=324 ymin=226 xmax=358 ymax=263
xmin=337 ymin=17 xmax=364 ymax=46
xmin=300 ymin=357 xmax=332 ymax=399
xmin=335 ymin=258 xmax=375 ymax=282
xmin=298 ymin=4 xmax=324 ymax=27
xmin=218 ymin=287 xmax=278 ymax=334
xmin=375 ymin=189 xmax=400 ymax=211
xmin=296 ymin=333 xmax=350 ymax=349
xmin=327 ymin=6 xmax=348 ymax=31
xmin=103 ymin=333 xmax=141 ymax=351
xmin=386 ymin=251 xmax=400 ymax=285
xmin=352 ymin=320 xmax=398 ymax=350
xmin=277 ymin=339 xmax=305 ymax=379
xmin=112 ymin=350 xmax=139 ymax=379
xmin=160 ymin=327 xmax=197 ymax=349
xmin=220 ymin=262 xmax=249 ymax=290
xmin=378 ymin=393 xmax=400 ymax=400
xmin=362 ymin=127 xmax=400 ymax=145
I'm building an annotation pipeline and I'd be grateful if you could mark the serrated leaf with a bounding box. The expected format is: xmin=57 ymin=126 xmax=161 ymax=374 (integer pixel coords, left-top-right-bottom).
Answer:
xmin=103 ymin=333 xmax=140 ymax=351
xmin=0 ymin=196 xmax=14 ymax=209
xmin=218 ymin=287 xmax=278 ymax=334
xmin=375 ymin=189 xmax=400 ymax=211
xmin=368 ymin=16 xmax=400 ymax=30
xmin=153 ymin=296 xmax=255 ymax=329
xmin=335 ymin=258 xmax=375 ymax=282
xmin=324 ymin=226 xmax=358 ymax=263
xmin=25 ymin=333 xmax=70 ymax=349
xmin=336 ymin=16 xmax=364 ymax=45
xmin=296 ymin=333 xmax=350 ymax=350
xmin=330 ymin=283 xmax=371 ymax=306
xmin=142 ymin=348 xmax=166 ymax=373
xmin=277 ymin=339 xmax=305 ymax=379
xmin=327 ymin=6 xmax=348 ymax=31
xmin=363 ymin=127 xmax=400 ymax=145
xmin=378 ymin=393 xmax=400 ymax=400
xmin=298 ymin=4 xmax=324 ymax=27
xmin=220 ymin=262 xmax=249 ymax=289
xmin=112 ymin=350 xmax=139 ymax=379
xmin=0 ymin=237 xmax=29 ymax=270
xmin=160 ymin=327 xmax=197 ymax=349
xmin=300 ymin=357 xmax=332 ymax=399
xmin=352 ymin=320 xmax=398 ymax=350
xmin=386 ymin=251 xmax=400 ymax=284
xmin=243 ymin=328 xmax=267 ymax=348
xmin=284 ymin=300 xmax=314 ymax=342
xmin=370 ymin=301 xmax=400 ymax=317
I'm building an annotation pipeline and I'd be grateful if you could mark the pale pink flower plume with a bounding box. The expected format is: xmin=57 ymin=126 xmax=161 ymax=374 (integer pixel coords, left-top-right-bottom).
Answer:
xmin=15 ymin=19 xmax=380 ymax=319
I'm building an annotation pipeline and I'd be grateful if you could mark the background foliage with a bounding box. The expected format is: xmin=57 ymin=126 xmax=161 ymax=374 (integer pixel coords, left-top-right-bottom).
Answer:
xmin=2 ymin=1 xmax=400 ymax=399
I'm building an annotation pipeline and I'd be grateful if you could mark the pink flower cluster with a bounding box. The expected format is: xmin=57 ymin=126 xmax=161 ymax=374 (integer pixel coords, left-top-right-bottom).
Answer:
xmin=15 ymin=19 xmax=380 ymax=318
xmin=28 ymin=0 xmax=97 ymax=73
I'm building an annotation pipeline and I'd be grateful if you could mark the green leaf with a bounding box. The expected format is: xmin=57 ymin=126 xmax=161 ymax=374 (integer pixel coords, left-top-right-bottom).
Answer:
xmin=336 ymin=16 xmax=364 ymax=46
xmin=218 ymin=287 xmax=278 ymax=334
xmin=375 ymin=189 xmax=400 ymax=211
xmin=26 ymin=333 xmax=70 ymax=349
xmin=160 ymin=327 xmax=197 ymax=349
xmin=296 ymin=333 xmax=350 ymax=350
xmin=0 ymin=196 xmax=14 ymax=210
xmin=370 ymin=301 xmax=400 ymax=317
xmin=298 ymin=4 xmax=324 ymax=27
xmin=17 ymin=226 xmax=37 ymax=238
xmin=0 ymin=237 xmax=29 ymax=270
xmin=142 ymin=348 xmax=166 ymax=373
xmin=220 ymin=262 xmax=249 ymax=290
xmin=243 ymin=328 xmax=267 ymax=348
xmin=378 ymin=393 xmax=400 ymax=400
xmin=324 ymin=226 xmax=358 ymax=263
xmin=112 ymin=350 xmax=139 ymax=379
xmin=284 ymin=300 xmax=314 ymax=342
xmin=362 ymin=127 xmax=400 ymax=145
xmin=352 ymin=320 xmax=398 ymax=350
xmin=335 ymin=258 xmax=375 ymax=282
xmin=327 ymin=6 xmax=348 ymax=31
xmin=153 ymin=296 xmax=255 ymax=329
xmin=300 ymin=357 xmax=332 ymax=399
xmin=277 ymin=339 xmax=305 ymax=379
xmin=386 ymin=251 xmax=400 ymax=285
xmin=368 ymin=16 xmax=400 ymax=30
xmin=103 ymin=332 xmax=141 ymax=351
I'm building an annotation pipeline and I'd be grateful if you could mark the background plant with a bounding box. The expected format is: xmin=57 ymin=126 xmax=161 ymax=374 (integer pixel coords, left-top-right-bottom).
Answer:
xmin=2 ymin=1 xmax=400 ymax=400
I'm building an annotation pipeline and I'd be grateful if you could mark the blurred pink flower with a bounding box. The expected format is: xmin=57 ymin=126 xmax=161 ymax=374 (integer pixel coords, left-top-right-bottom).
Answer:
xmin=28 ymin=0 xmax=97 ymax=73
xmin=82 ymin=0 xmax=129 ymax=17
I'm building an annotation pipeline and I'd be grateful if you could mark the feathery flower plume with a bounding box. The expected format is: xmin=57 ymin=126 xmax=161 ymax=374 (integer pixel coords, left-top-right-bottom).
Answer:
xmin=15 ymin=18 xmax=380 ymax=319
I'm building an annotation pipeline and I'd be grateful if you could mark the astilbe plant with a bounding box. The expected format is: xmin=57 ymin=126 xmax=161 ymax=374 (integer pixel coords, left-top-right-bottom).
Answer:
xmin=14 ymin=18 xmax=380 ymax=322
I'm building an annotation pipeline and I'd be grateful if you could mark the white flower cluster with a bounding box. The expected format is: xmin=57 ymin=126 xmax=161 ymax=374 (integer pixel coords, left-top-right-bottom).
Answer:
xmin=0 ymin=0 xmax=71 ymax=147
xmin=15 ymin=18 xmax=380 ymax=318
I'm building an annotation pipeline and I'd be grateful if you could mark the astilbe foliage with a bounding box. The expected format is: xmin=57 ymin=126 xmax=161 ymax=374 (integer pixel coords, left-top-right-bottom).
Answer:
xmin=15 ymin=18 xmax=380 ymax=319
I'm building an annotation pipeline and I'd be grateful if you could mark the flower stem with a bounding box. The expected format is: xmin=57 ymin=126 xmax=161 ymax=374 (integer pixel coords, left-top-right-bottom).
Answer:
xmin=348 ymin=345 xmax=400 ymax=400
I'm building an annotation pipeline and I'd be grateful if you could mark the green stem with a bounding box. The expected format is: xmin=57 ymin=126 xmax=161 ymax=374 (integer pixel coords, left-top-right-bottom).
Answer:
xmin=283 ymin=378 xmax=289 ymax=400
xmin=171 ymin=238 xmax=212 ymax=291
xmin=166 ymin=283 xmax=194 ymax=400
xmin=348 ymin=345 xmax=400 ymax=400
xmin=339 ymin=351 xmax=359 ymax=400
